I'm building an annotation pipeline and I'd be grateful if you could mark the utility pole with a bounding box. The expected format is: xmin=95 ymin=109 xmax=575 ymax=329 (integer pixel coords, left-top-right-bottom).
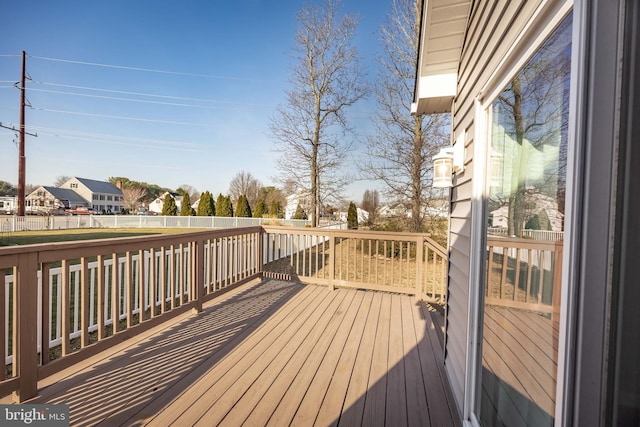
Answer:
xmin=18 ymin=50 xmax=26 ymax=216
xmin=0 ymin=51 xmax=36 ymax=216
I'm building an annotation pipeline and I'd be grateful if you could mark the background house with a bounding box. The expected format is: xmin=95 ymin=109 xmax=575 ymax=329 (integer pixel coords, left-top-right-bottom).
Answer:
xmin=25 ymin=186 xmax=89 ymax=215
xmin=337 ymin=207 xmax=369 ymax=225
xmin=148 ymin=192 xmax=183 ymax=215
xmin=284 ymin=191 xmax=312 ymax=220
xmin=59 ymin=177 xmax=124 ymax=214
xmin=0 ymin=195 xmax=17 ymax=215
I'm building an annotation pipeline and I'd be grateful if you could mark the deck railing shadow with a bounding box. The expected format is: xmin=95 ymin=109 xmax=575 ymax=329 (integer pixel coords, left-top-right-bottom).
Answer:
xmin=32 ymin=279 xmax=303 ymax=426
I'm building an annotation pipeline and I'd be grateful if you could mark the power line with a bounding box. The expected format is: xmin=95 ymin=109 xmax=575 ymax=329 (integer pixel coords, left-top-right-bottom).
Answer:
xmin=32 ymin=107 xmax=217 ymax=127
xmin=26 ymin=125 xmax=204 ymax=148
xmin=30 ymin=55 xmax=272 ymax=83
xmin=34 ymin=81 xmax=260 ymax=105
xmin=35 ymin=131 xmax=206 ymax=153
xmin=27 ymin=87 xmax=271 ymax=111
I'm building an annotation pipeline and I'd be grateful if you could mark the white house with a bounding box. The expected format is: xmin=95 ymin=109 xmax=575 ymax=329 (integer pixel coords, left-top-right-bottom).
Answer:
xmin=148 ymin=192 xmax=183 ymax=215
xmin=284 ymin=191 xmax=312 ymax=220
xmin=413 ymin=0 xmax=639 ymax=425
xmin=337 ymin=207 xmax=369 ymax=225
xmin=0 ymin=195 xmax=17 ymax=215
xmin=59 ymin=177 xmax=124 ymax=214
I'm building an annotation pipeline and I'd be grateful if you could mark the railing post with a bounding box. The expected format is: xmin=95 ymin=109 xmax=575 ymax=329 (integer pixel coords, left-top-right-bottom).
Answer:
xmin=329 ymin=232 xmax=335 ymax=291
xmin=13 ymin=252 xmax=39 ymax=402
xmin=192 ymin=240 xmax=203 ymax=314
xmin=552 ymin=242 xmax=563 ymax=327
xmin=416 ymin=236 xmax=424 ymax=299
xmin=258 ymin=228 xmax=264 ymax=277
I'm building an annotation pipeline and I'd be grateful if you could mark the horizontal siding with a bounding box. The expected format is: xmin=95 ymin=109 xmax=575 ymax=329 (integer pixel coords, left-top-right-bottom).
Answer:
xmin=450 ymin=217 xmax=471 ymax=236
xmin=449 ymin=246 xmax=471 ymax=278
xmin=445 ymin=275 xmax=469 ymax=410
xmin=450 ymin=230 xmax=470 ymax=256
xmin=444 ymin=0 xmax=546 ymax=417
xmin=450 ymin=199 xmax=471 ymax=218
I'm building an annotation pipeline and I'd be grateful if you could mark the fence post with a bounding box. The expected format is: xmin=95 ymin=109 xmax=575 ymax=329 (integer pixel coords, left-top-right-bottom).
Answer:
xmin=13 ymin=251 xmax=39 ymax=402
xmin=416 ymin=236 xmax=424 ymax=299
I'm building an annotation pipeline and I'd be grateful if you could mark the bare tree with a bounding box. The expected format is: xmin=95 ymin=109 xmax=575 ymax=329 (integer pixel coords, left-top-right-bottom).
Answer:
xmin=361 ymin=189 xmax=380 ymax=225
xmin=122 ymin=187 xmax=147 ymax=213
xmin=228 ymin=171 xmax=262 ymax=209
xmin=176 ymin=184 xmax=200 ymax=203
xmin=361 ymin=0 xmax=450 ymax=232
xmin=271 ymin=0 xmax=367 ymax=227
xmin=54 ymin=176 xmax=71 ymax=187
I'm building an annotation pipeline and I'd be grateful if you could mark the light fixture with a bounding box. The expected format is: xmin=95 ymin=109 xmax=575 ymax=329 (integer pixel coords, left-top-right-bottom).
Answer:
xmin=433 ymin=131 xmax=466 ymax=188
xmin=433 ymin=148 xmax=455 ymax=188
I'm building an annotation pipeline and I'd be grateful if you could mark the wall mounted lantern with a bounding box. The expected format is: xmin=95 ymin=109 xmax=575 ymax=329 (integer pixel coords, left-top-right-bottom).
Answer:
xmin=433 ymin=131 xmax=465 ymax=188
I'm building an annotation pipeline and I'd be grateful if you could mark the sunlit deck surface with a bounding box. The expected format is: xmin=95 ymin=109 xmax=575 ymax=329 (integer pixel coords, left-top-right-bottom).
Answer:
xmin=23 ymin=280 xmax=460 ymax=426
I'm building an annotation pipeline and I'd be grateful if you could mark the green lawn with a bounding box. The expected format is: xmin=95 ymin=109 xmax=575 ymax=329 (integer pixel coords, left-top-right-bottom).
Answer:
xmin=0 ymin=228 xmax=207 ymax=246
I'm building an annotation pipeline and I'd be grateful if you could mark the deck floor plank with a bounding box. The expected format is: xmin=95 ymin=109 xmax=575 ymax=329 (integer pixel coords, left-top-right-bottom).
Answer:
xmin=215 ymin=289 xmax=355 ymax=426
xmin=191 ymin=288 xmax=347 ymax=426
xmin=149 ymin=285 xmax=331 ymax=426
xmin=25 ymin=280 xmax=460 ymax=427
xmin=259 ymin=291 xmax=365 ymax=426
xmin=386 ymin=294 xmax=408 ymax=426
xmin=415 ymin=299 xmax=458 ymax=426
xmin=295 ymin=291 xmax=374 ymax=426
xmin=361 ymin=291 xmax=392 ymax=427
xmin=334 ymin=292 xmax=383 ymax=427
xmin=400 ymin=295 xmax=430 ymax=427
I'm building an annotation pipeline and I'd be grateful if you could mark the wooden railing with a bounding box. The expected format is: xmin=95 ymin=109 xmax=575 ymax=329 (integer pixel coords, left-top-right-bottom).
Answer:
xmin=485 ymin=236 xmax=563 ymax=321
xmin=262 ymin=227 xmax=447 ymax=300
xmin=0 ymin=226 xmax=447 ymax=402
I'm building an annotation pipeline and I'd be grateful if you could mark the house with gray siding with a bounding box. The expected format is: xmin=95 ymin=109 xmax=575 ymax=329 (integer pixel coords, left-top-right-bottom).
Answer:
xmin=59 ymin=177 xmax=124 ymax=214
xmin=413 ymin=0 xmax=639 ymax=425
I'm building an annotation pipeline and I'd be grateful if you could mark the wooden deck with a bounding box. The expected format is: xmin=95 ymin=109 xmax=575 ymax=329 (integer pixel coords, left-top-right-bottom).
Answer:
xmin=20 ymin=279 xmax=459 ymax=426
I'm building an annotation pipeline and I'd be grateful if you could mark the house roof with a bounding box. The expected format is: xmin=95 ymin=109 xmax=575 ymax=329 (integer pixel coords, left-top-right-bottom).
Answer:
xmin=74 ymin=177 xmax=123 ymax=195
xmin=412 ymin=0 xmax=472 ymax=115
xmin=38 ymin=187 xmax=88 ymax=204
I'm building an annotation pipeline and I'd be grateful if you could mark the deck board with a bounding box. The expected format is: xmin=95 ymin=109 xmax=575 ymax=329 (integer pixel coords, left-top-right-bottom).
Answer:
xmin=28 ymin=279 xmax=460 ymax=426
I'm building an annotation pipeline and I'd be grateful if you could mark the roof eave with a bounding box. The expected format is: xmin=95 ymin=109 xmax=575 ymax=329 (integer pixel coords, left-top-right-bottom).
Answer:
xmin=412 ymin=0 xmax=472 ymax=115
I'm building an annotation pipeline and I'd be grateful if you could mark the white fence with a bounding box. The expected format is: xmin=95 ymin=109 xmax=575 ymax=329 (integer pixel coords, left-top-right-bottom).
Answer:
xmin=0 ymin=215 xmax=313 ymax=232
xmin=487 ymin=227 xmax=564 ymax=241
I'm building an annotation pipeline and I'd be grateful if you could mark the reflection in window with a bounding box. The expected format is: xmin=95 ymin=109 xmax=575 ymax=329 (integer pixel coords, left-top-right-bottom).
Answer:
xmin=480 ymin=13 xmax=571 ymax=427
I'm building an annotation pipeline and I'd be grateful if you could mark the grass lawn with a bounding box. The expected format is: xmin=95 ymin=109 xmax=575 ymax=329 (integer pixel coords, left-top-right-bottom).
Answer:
xmin=0 ymin=228 xmax=208 ymax=246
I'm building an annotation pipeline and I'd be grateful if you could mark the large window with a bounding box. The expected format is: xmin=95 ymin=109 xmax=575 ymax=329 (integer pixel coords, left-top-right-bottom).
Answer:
xmin=479 ymin=13 xmax=572 ymax=427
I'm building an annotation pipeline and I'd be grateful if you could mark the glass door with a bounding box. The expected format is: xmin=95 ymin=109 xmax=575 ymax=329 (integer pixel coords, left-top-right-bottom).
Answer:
xmin=478 ymin=13 xmax=572 ymax=427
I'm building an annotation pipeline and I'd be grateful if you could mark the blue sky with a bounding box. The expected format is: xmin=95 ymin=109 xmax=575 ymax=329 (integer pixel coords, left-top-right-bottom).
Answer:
xmin=0 ymin=0 xmax=390 ymax=202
